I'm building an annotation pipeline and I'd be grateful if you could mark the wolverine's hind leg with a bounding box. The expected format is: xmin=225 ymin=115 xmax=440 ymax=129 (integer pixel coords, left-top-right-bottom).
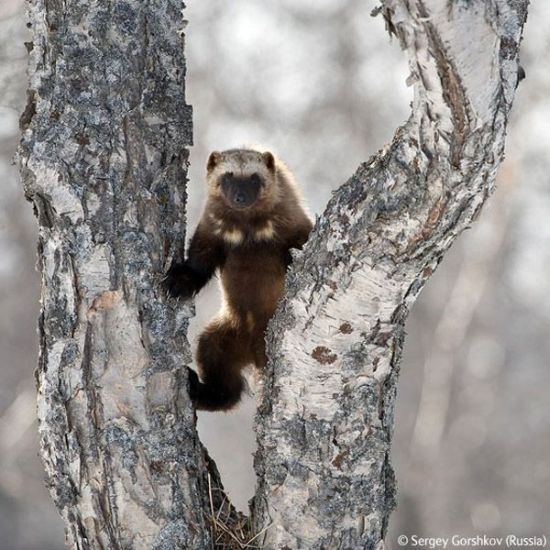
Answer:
xmin=191 ymin=318 xmax=251 ymax=411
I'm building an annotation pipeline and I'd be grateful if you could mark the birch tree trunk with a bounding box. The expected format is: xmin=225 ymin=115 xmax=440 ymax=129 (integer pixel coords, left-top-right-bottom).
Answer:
xmin=252 ymin=1 xmax=528 ymax=548
xmin=19 ymin=0 xmax=528 ymax=549
xmin=18 ymin=0 xmax=218 ymax=548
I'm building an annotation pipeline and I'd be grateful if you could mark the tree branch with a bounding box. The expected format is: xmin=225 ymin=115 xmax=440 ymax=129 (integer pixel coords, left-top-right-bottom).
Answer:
xmin=252 ymin=1 xmax=528 ymax=547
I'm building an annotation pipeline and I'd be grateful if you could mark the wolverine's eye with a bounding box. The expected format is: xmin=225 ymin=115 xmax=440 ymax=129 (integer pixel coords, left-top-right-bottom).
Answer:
xmin=250 ymin=173 xmax=262 ymax=186
xmin=220 ymin=172 xmax=234 ymax=186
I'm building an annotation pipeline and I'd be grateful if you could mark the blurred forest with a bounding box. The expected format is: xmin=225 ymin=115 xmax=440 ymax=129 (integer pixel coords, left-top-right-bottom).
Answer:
xmin=1 ymin=1 xmax=549 ymax=548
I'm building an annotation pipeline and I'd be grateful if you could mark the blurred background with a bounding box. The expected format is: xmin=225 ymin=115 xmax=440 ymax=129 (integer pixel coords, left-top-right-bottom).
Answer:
xmin=1 ymin=0 xmax=548 ymax=548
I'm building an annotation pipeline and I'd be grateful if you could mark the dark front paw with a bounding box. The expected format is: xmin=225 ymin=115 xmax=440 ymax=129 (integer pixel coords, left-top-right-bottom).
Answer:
xmin=162 ymin=262 xmax=197 ymax=300
xmin=187 ymin=367 xmax=200 ymax=402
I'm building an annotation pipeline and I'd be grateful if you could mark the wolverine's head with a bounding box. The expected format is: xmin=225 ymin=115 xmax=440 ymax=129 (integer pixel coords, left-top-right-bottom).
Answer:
xmin=206 ymin=149 xmax=278 ymax=211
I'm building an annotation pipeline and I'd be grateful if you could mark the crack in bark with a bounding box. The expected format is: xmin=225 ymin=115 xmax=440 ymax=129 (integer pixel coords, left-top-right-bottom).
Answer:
xmin=419 ymin=2 xmax=472 ymax=169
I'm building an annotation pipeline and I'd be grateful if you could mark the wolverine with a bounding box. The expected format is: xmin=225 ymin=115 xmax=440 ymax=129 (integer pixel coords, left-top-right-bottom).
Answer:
xmin=163 ymin=149 xmax=313 ymax=411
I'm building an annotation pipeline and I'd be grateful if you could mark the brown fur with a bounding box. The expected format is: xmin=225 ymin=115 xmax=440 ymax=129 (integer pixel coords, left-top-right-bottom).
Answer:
xmin=163 ymin=149 xmax=312 ymax=410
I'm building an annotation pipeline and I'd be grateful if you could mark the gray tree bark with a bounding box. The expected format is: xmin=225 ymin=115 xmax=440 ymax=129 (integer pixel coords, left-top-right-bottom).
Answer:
xmin=18 ymin=0 xmax=218 ymax=548
xmin=18 ymin=0 xmax=528 ymax=549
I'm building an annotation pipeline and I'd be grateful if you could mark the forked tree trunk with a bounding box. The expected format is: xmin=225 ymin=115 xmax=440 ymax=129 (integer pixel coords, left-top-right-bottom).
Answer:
xmin=19 ymin=0 xmax=528 ymax=549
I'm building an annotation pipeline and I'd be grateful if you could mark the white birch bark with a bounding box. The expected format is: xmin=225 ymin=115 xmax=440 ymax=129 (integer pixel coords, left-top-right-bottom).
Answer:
xmin=252 ymin=1 xmax=528 ymax=548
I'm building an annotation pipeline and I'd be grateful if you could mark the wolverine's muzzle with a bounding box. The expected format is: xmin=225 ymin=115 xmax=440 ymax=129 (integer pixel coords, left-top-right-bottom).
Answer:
xmin=221 ymin=173 xmax=263 ymax=209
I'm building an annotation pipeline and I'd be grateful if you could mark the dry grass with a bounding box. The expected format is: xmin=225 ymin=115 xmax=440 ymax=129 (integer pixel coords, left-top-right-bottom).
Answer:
xmin=205 ymin=473 xmax=271 ymax=549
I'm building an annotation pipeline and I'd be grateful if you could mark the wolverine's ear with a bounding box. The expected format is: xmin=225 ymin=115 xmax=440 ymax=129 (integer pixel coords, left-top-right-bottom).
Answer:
xmin=262 ymin=151 xmax=275 ymax=172
xmin=207 ymin=151 xmax=221 ymax=172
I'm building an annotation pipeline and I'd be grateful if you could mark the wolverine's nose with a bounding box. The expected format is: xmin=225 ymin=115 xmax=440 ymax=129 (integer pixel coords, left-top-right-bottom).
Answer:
xmin=235 ymin=192 xmax=246 ymax=205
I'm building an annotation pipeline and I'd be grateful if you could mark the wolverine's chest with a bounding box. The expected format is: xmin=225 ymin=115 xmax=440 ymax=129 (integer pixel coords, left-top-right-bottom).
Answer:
xmin=222 ymin=245 xmax=287 ymax=277
xmin=210 ymin=211 xmax=278 ymax=246
xmin=220 ymin=245 xmax=288 ymax=315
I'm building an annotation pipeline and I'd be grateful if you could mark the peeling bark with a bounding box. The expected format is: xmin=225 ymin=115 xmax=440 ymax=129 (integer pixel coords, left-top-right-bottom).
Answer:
xmin=19 ymin=0 xmax=528 ymax=549
xmin=252 ymin=1 xmax=528 ymax=548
